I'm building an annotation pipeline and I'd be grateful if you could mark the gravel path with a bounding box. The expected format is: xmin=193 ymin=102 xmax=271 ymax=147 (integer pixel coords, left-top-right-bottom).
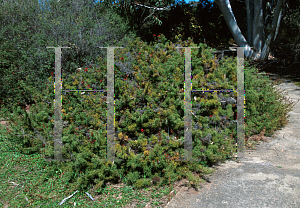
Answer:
xmin=165 ymin=78 xmax=300 ymax=208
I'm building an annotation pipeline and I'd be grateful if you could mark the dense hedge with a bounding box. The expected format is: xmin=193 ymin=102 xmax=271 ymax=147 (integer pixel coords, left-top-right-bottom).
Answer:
xmin=1 ymin=34 xmax=295 ymax=192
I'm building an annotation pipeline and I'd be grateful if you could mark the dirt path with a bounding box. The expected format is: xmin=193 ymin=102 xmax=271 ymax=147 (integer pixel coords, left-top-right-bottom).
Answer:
xmin=165 ymin=79 xmax=300 ymax=208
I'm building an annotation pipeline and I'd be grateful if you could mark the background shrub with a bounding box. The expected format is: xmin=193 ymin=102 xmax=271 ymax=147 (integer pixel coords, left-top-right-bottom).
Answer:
xmin=0 ymin=0 xmax=136 ymax=111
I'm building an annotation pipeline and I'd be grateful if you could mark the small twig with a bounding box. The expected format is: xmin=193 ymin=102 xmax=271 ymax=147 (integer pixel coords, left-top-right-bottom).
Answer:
xmin=59 ymin=190 xmax=78 ymax=205
xmin=8 ymin=181 xmax=19 ymax=186
xmin=85 ymin=192 xmax=94 ymax=201
xmin=190 ymin=110 xmax=197 ymax=118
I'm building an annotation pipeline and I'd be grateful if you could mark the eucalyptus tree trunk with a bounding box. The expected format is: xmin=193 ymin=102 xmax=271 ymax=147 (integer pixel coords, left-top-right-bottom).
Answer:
xmin=215 ymin=0 xmax=284 ymax=61
xmin=260 ymin=0 xmax=284 ymax=60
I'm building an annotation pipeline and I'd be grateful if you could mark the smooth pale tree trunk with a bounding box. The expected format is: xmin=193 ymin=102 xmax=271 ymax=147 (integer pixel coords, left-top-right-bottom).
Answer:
xmin=260 ymin=0 xmax=284 ymax=60
xmin=215 ymin=0 xmax=254 ymax=58
xmin=215 ymin=0 xmax=285 ymax=61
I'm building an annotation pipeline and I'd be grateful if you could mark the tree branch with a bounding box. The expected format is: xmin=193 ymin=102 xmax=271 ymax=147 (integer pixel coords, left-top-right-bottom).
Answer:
xmin=140 ymin=11 xmax=156 ymax=27
xmin=133 ymin=1 xmax=173 ymax=11
xmin=133 ymin=1 xmax=173 ymax=31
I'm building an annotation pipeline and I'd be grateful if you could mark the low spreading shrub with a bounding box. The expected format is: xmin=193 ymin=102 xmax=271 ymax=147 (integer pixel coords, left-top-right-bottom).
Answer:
xmin=0 ymin=34 xmax=296 ymax=192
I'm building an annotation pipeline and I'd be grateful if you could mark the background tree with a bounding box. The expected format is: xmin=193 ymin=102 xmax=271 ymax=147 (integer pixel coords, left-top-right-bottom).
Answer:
xmin=200 ymin=0 xmax=299 ymax=60
xmin=1 ymin=0 xmax=299 ymax=112
xmin=100 ymin=0 xmax=299 ymax=62
xmin=273 ymin=0 xmax=300 ymax=64
xmin=0 ymin=0 xmax=136 ymax=110
xmin=99 ymin=0 xmax=238 ymax=47
xmin=99 ymin=0 xmax=176 ymax=37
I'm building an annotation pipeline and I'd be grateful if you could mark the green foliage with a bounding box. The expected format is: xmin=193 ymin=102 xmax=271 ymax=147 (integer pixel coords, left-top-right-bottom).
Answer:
xmin=243 ymin=61 xmax=296 ymax=140
xmin=101 ymin=0 xmax=174 ymax=30
xmin=0 ymin=33 xmax=295 ymax=194
xmin=134 ymin=178 xmax=152 ymax=189
xmin=0 ymin=0 xmax=136 ymax=111
xmin=151 ymin=0 xmax=235 ymax=48
xmin=0 ymin=0 xmax=50 ymax=110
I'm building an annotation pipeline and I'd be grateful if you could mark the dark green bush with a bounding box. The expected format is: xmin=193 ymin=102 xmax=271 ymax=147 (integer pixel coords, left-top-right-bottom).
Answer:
xmin=1 ymin=34 xmax=296 ymax=193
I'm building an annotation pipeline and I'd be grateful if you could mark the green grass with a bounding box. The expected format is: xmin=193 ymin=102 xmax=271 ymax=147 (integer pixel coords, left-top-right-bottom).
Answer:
xmin=0 ymin=124 xmax=180 ymax=207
